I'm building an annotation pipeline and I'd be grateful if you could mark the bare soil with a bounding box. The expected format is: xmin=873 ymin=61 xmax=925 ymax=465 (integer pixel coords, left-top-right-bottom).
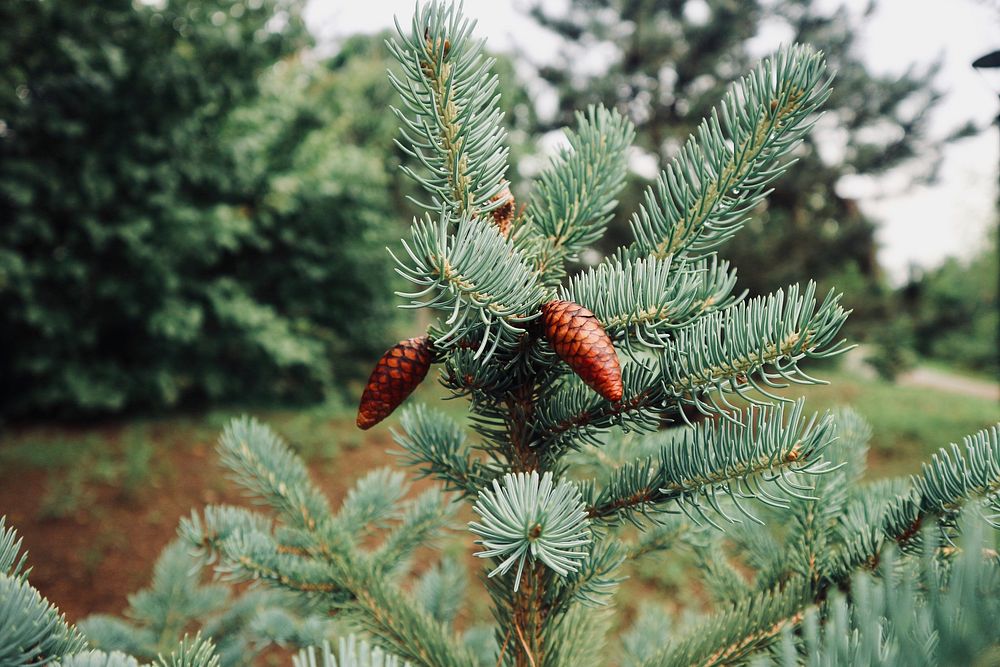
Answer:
xmin=0 ymin=418 xmax=399 ymax=623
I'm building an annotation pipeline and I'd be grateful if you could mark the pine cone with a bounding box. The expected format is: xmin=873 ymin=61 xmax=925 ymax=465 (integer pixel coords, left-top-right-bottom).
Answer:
xmin=357 ymin=336 xmax=434 ymax=429
xmin=541 ymin=300 xmax=623 ymax=402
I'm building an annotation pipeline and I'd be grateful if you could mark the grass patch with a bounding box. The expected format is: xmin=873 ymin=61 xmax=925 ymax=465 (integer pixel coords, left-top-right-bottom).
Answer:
xmin=786 ymin=369 xmax=998 ymax=477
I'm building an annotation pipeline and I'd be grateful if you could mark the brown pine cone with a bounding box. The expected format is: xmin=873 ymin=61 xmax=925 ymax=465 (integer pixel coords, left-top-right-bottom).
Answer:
xmin=541 ymin=300 xmax=623 ymax=402
xmin=357 ymin=336 xmax=434 ymax=430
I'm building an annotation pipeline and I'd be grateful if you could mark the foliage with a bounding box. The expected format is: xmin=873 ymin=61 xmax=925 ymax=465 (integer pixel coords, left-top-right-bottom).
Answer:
xmin=864 ymin=315 xmax=916 ymax=381
xmin=0 ymin=0 xmax=402 ymax=417
xmin=79 ymin=539 xmax=334 ymax=666
xmin=901 ymin=230 xmax=999 ymax=376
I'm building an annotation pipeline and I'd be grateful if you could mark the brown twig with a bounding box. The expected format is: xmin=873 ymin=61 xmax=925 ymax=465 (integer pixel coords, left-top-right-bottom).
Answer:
xmin=495 ymin=627 xmax=512 ymax=667
xmin=513 ymin=618 xmax=537 ymax=667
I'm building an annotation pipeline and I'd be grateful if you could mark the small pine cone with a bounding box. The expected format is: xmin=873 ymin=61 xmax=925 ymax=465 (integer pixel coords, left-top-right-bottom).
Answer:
xmin=489 ymin=183 xmax=515 ymax=236
xmin=541 ymin=300 xmax=623 ymax=402
xmin=357 ymin=336 xmax=433 ymax=430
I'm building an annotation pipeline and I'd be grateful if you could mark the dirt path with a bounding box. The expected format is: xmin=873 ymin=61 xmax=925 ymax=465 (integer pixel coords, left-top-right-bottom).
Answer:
xmin=844 ymin=345 xmax=999 ymax=402
xmin=897 ymin=366 xmax=999 ymax=402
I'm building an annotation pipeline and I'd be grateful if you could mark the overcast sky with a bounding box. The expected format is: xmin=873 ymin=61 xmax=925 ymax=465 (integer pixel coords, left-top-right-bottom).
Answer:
xmin=305 ymin=0 xmax=999 ymax=283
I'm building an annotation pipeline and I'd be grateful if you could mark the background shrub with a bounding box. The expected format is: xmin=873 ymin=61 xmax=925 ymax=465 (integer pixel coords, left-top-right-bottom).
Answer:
xmin=0 ymin=0 xmax=401 ymax=417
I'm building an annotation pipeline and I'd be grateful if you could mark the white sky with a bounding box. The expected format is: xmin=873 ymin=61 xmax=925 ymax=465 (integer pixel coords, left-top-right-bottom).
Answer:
xmin=305 ymin=0 xmax=999 ymax=283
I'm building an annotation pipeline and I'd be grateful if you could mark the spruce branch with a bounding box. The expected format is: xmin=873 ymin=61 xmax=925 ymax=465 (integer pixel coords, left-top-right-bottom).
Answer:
xmin=188 ymin=422 xmax=475 ymax=667
xmin=392 ymin=405 xmax=500 ymax=498
xmin=0 ymin=515 xmax=28 ymax=579
xmin=470 ymin=471 xmax=592 ymax=590
xmin=535 ymin=283 xmax=848 ymax=446
xmin=628 ymin=516 xmax=693 ymax=561
xmin=185 ymin=511 xmax=474 ymax=667
xmin=912 ymin=424 xmax=1000 ymax=528
xmin=658 ymin=282 xmax=850 ymax=409
xmin=295 ymin=636 xmax=410 ymax=667
xmin=629 ymin=44 xmax=831 ymax=262
xmin=561 ymin=255 xmax=742 ymax=345
xmin=335 ymin=469 xmax=411 ymax=535
xmin=768 ymin=529 xmax=1000 ymax=666
xmin=415 ymin=557 xmax=468 ymax=627
xmin=640 ymin=577 xmax=810 ymax=667
xmin=206 ymin=526 xmax=344 ymax=598
xmin=526 ymin=105 xmax=635 ymax=283
xmin=583 ymin=401 xmax=836 ymax=526
xmin=217 ymin=417 xmax=332 ymax=532
xmin=371 ymin=488 xmax=457 ymax=575
xmin=621 ymin=604 xmax=675 ymax=667
xmin=535 ymin=363 xmax=666 ymax=447
xmin=648 ymin=425 xmax=1000 ymax=667
xmin=835 ymin=424 xmax=1000 ymax=569
xmin=690 ymin=539 xmax=753 ymax=606
xmin=0 ymin=571 xmax=88 ymax=665
xmin=775 ymin=408 xmax=872 ymax=587
xmin=387 ymin=0 xmax=509 ymax=215
xmin=59 ymin=651 xmax=143 ymax=666
xmin=152 ymin=634 xmax=221 ymax=667
xmin=391 ymin=212 xmax=546 ymax=351
xmin=540 ymin=602 xmax=614 ymax=667
xmin=327 ymin=558 xmax=477 ymax=667
xmin=547 ymin=538 xmax=626 ymax=610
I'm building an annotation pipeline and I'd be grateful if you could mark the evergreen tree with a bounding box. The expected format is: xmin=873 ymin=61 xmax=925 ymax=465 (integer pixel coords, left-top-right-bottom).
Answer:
xmin=901 ymin=229 xmax=999 ymax=376
xmin=2 ymin=3 xmax=998 ymax=666
xmin=526 ymin=0 xmax=943 ymax=327
xmin=0 ymin=0 xmax=401 ymax=417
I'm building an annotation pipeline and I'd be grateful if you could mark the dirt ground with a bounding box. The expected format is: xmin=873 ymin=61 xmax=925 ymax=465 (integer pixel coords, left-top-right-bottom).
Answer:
xmin=0 ymin=418 xmax=400 ymax=623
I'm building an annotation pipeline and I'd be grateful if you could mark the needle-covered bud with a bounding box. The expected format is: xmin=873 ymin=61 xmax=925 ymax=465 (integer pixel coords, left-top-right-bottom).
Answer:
xmin=470 ymin=471 xmax=591 ymax=590
xmin=541 ymin=300 xmax=623 ymax=402
xmin=357 ymin=336 xmax=434 ymax=430
xmin=488 ymin=181 xmax=515 ymax=236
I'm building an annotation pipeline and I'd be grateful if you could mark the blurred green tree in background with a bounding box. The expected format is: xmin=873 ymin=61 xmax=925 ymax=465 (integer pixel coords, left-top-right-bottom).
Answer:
xmin=902 ymin=229 xmax=999 ymax=376
xmin=526 ymin=0 xmax=945 ymax=335
xmin=0 ymin=0 xmax=405 ymax=417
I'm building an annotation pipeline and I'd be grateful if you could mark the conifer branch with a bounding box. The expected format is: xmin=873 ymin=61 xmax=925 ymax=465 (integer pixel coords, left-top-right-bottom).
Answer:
xmin=60 ymin=651 xmax=143 ymax=666
xmin=217 ymin=417 xmax=332 ymax=533
xmin=547 ymin=539 xmax=626 ymax=610
xmin=525 ymin=105 xmax=635 ymax=284
xmin=184 ymin=508 xmax=474 ymax=667
xmin=658 ymin=283 xmax=850 ymax=408
xmin=0 ymin=515 xmax=28 ymax=579
xmin=777 ymin=525 xmax=1000 ymax=666
xmin=336 ymin=469 xmax=411 ymax=535
xmin=387 ymin=0 xmax=509 ymax=215
xmin=536 ymin=284 xmax=848 ymax=445
xmin=0 ymin=519 xmax=88 ymax=665
xmin=391 ymin=212 xmax=546 ymax=350
xmin=295 ymin=636 xmax=411 ymax=667
xmin=630 ymin=44 xmax=831 ymax=262
xmin=834 ymin=424 xmax=1000 ymax=572
xmin=641 ymin=577 xmax=810 ymax=667
xmin=628 ymin=516 xmax=693 ymax=560
xmin=561 ymin=256 xmax=742 ymax=345
xmin=392 ymin=405 xmax=500 ymax=498
xmin=643 ymin=424 xmax=1000 ymax=666
xmin=371 ymin=488 xmax=457 ymax=575
xmin=0 ymin=572 xmax=88 ymax=664
xmin=469 ymin=471 xmax=592 ymax=590
xmin=582 ymin=401 xmax=835 ymax=525
xmin=415 ymin=557 xmax=467 ymax=626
